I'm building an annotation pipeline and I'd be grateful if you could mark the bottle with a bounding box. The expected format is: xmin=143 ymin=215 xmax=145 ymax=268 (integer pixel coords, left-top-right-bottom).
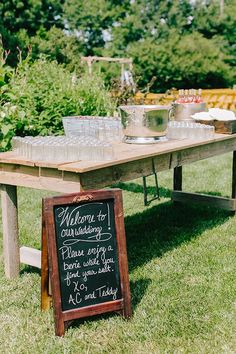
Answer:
xmin=192 ymin=89 xmax=197 ymax=103
xmin=188 ymin=89 xmax=194 ymax=103
xmin=184 ymin=89 xmax=189 ymax=103
xmin=196 ymin=89 xmax=203 ymax=103
xmin=177 ymin=89 xmax=184 ymax=103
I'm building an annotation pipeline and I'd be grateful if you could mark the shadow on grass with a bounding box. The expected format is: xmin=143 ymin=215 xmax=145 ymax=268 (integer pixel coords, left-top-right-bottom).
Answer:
xmin=20 ymin=265 xmax=41 ymax=276
xmin=70 ymin=311 xmax=121 ymax=330
xmin=124 ymin=200 xmax=231 ymax=273
xmin=115 ymin=181 xmax=172 ymax=199
xmin=115 ymin=181 xmax=229 ymax=199
xmin=113 ymin=181 xmax=232 ymax=309
xmin=130 ymin=278 xmax=151 ymax=309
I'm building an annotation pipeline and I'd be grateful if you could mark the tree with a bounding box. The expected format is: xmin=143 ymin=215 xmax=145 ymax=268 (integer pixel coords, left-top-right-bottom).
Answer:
xmin=192 ymin=0 xmax=236 ymax=67
xmin=29 ymin=26 xmax=85 ymax=71
xmin=0 ymin=0 xmax=64 ymax=65
xmin=63 ymin=0 xmax=195 ymax=55
xmin=63 ymin=0 xmax=130 ymax=55
xmin=128 ymin=32 xmax=232 ymax=91
xmin=0 ymin=0 xmax=235 ymax=89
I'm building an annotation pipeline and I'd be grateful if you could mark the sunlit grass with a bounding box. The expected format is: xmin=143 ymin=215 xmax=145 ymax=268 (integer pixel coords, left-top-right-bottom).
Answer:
xmin=0 ymin=153 xmax=236 ymax=353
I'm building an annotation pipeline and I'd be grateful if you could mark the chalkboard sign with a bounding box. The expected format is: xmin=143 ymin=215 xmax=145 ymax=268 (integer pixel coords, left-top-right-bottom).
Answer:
xmin=42 ymin=189 xmax=131 ymax=336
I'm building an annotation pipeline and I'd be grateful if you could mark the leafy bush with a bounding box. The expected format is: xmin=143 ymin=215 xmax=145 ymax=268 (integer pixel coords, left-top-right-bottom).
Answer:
xmin=26 ymin=27 xmax=85 ymax=72
xmin=0 ymin=56 xmax=115 ymax=151
xmin=128 ymin=32 xmax=233 ymax=92
xmin=0 ymin=47 xmax=16 ymax=150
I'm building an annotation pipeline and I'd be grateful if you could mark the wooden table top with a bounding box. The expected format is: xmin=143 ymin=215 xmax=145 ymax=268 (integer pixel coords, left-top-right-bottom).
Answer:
xmin=0 ymin=134 xmax=235 ymax=174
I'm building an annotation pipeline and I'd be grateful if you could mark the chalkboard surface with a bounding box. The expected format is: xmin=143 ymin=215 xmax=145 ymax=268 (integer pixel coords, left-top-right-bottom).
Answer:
xmin=54 ymin=199 xmax=121 ymax=311
xmin=42 ymin=189 xmax=131 ymax=336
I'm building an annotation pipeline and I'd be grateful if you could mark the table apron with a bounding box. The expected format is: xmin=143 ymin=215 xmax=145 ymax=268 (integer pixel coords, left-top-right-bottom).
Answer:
xmin=80 ymin=140 xmax=236 ymax=190
xmin=1 ymin=138 xmax=236 ymax=191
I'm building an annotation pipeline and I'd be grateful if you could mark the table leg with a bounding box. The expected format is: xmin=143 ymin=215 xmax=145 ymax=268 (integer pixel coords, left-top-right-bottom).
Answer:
xmin=1 ymin=184 xmax=20 ymax=278
xmin=174 ymin=166 xmax=182 ymax=191
xmin=232 ymin=151 xmax=236 ymax=199
xmin=41 ymin=214 xmax=51 ymax=311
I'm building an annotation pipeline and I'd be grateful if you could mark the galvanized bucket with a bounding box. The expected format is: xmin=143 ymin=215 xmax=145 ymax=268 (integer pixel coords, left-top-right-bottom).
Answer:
xmin=119 ymin=105 xmax=171 ymax=144
xmin=169 ymin=102 xmax=206 ymax=121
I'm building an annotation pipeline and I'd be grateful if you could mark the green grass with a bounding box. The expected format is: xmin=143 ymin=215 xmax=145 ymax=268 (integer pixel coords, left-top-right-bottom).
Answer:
xmin=1 ymin=153 xmax=236 ymax=353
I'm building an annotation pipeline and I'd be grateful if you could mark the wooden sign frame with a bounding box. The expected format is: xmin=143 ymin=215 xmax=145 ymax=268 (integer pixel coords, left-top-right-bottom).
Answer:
xmin=41 ymin=189 xmax=131 ymax=336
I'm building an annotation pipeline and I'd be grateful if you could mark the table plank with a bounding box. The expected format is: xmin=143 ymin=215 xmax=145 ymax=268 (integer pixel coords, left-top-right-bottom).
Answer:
xmin=1 ymin=134 xmax=231 ymax=173
xmin=172 ymin=191 xmax=236 ymax=211
xmin=0 ymin=152 xmax=35 ymax=166
xmin=1 ymin=134 xmax=236 ymax=191
xmin=58 ymin=134 xmax=233 ymax=173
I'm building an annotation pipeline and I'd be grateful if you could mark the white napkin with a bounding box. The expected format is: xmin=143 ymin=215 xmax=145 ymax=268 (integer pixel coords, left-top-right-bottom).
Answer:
xmin=191 ymin=112 xmax=213 ymax=120
xmin=192 ymin=108 xmax=236 ymax=121
xmin=208 ymin=108 xmax=236 ymax=121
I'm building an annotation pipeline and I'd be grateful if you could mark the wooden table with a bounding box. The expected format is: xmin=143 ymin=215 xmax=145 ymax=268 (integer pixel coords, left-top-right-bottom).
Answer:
xmin=1 ymin=134 xmax=236 ymax=279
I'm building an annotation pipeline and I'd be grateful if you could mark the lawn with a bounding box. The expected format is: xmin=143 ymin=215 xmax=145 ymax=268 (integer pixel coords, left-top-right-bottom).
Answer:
xmin=1 ymin=153 xmax=236 ymax=353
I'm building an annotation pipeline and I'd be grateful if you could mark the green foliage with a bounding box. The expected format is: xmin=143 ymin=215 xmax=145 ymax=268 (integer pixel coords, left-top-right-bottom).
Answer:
xmin=128 ymin=32 xmax=233 ymax=92
xmin=0 ymin=45 xmax=16 ymax=151
xmin=0 ymin=56 xmax=115 ymax=151
xmin=28 ymin=27 xmax=84 ymax=71
xmin=0 ymin=103 xmax=25 ymax=151
xmin=63 ymin=0 xmax=129 ymax=54
xmin=192 ymin=1 xmax=236 ymax=68
xmin=0 ymin=0 xmax=63 ymax=34
xmin=0 ymin=0 xmax=235 ymax=91
xmin=0 ymin=0 xmax=64 ymax=65
xmin=62 ymin=0 xmax=235 ymax=90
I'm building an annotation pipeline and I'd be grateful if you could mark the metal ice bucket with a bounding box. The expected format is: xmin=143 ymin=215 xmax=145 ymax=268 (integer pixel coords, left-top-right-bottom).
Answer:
xmin=119 ymin=105 xmax=171 ymax=144
xmin=170 ymin=102 xmax=206 ymax=121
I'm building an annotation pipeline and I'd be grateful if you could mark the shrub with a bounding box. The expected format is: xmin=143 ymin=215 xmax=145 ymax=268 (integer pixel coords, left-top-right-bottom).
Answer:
xmin=128 ymin=32 xmax=233 ymax=92
xmin=0 ymin=56 xmax=116 ymax=151
xmin=28 ymin=27 xmax=85 ymax=72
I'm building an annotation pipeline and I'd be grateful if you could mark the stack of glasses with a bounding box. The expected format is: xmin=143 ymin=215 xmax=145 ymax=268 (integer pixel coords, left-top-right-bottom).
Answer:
xmin=12 ymin=136 xmax=114 ymax=162
xmin=62 ymin=116 xmax=123 ymax=142
xmin=167 ymin=121 xmax=215 ymax=140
